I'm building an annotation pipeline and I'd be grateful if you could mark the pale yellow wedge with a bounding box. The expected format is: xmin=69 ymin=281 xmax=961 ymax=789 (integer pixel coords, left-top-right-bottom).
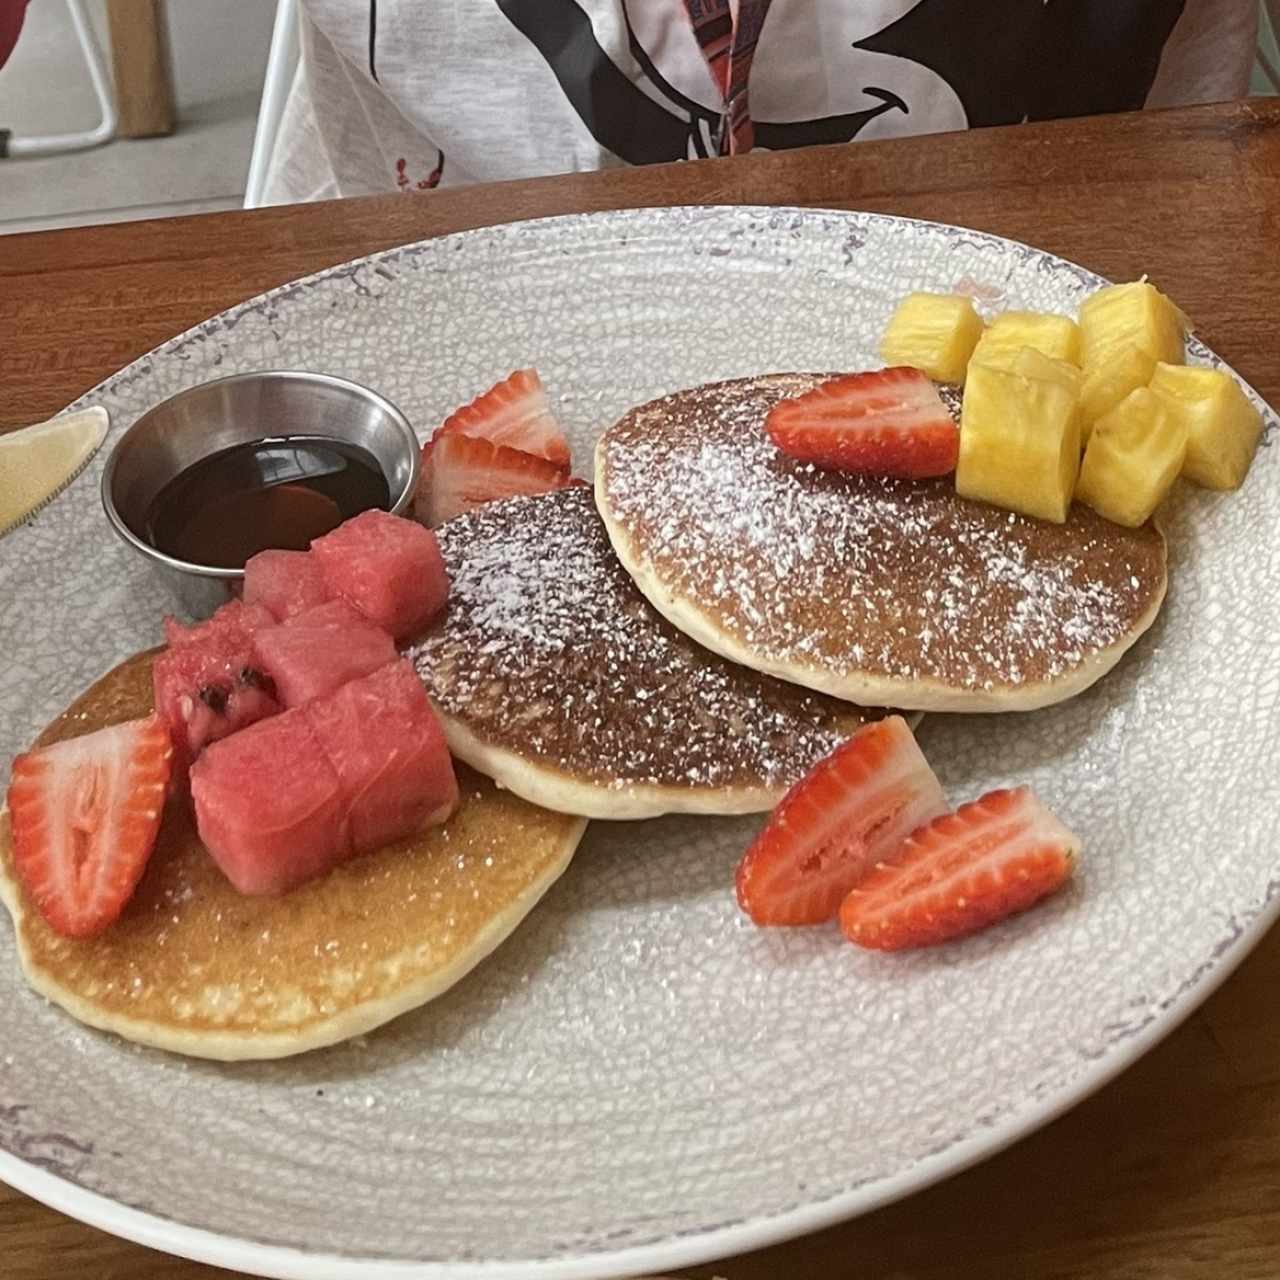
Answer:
xmin=0 ymin=406 xmax=109 ymax=535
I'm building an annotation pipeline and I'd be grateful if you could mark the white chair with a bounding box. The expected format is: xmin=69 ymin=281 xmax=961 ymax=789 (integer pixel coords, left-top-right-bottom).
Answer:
xmin=244 ymin=0 xmax=299 ymax=208
xmin=0 ymin=0 xmax=116 ymax=159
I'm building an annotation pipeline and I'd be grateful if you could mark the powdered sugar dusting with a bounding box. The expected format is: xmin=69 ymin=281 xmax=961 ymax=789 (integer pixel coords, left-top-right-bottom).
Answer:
xmin=598 ymin=374 xmax=1166 ymax=695
xmin=409 ymin=488 xmax=878 ymax=792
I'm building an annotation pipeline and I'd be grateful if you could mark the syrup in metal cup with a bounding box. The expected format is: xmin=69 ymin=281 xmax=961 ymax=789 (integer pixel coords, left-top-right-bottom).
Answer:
xmin=101 ymin=371 xmax=420 ymax=618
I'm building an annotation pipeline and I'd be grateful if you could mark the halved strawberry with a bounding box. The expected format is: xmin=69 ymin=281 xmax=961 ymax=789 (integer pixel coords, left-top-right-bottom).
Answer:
xmin=418 ymin=433 xmax=573 ymax=527
xmin=7 ymin=715 xmax=174 ymax=938
xmin=434 ymin=369 xmax=571 ymax=468
xmin=838 ymin=786 xmax=1078 ymax=951
xmin=766 ymin=367 xmax=959 ymax=478
xmin=735 ymin=716 xmax=947 ymax=926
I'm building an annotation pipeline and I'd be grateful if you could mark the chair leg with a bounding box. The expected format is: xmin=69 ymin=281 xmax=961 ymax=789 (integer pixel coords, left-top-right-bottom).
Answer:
xmin=104 ymin=0 xmax=174 ymax=137
xmin=2 ymin=0 xmax=117 ymax=159
xmin=244 ymin=0 xmax=300 ymax=208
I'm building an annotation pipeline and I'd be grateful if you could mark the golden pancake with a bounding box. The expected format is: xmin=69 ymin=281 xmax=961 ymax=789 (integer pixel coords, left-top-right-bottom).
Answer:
xmin=595 ymin=374 xmax=1168 ymax=712
xmin=0 ymin=651 xmax=586 ymax=1061
xmin=410 ymin=487 xmax=888 ymax=819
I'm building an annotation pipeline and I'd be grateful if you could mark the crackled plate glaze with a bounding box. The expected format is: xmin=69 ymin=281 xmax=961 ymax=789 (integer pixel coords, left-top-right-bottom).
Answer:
xmin=2 ymin=207 xmax=1278 ymax=1280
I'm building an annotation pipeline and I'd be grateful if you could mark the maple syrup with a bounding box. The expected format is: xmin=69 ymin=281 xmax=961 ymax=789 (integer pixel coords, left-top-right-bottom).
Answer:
xmin=145 ymin=435 xmax=390 ymax=569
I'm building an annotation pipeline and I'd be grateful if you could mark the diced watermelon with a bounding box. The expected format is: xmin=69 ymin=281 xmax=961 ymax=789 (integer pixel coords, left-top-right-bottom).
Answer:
xmin=191 ymin=661 xmax=456 ymax=895
xmin=250 ymin=614 xmax=396 ymax=709
xmin=310 ymin=509 xmax=448 ymax=640
xmin=163 ymin=599 xmax=276 ymax=649
xmin=284 ymin=598 xmax=368 ymax=630
xmin=243 ymin=548 xmax=333 ymax=621
xmin=306 ymin=660 xmax=457 ymax=851
xmin=153 ymin=631 xmax=281 ymax=774
xmin=190 ymin=709 xmax=349 ymax=895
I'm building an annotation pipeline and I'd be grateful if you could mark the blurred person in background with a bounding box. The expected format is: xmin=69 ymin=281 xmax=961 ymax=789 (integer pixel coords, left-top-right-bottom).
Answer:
xmin=264 ymin=1 xmax=1259 ymax=203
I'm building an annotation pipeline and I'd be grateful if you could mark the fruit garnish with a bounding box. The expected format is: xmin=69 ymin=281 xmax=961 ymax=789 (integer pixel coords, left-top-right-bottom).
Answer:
xmin=0 ymin=406 xmax=108 ymax=537
xmin=735 ymin=716 xmax=947 ymax=926
xmin=162 ymin=599 xmax=276 ymax=649
xmin=838 ymin=786 xmax=1077 ymax=951
xmin=418 ymin=433 xmax=575 ymax=527
xmin=1075 ymin=386 xmax=1187 ymax=527
xmin=879 ymin=292 xmax=984 ymax=385
xmin=1079 ymin=281 xmax=1188 ymax=432
xmin=7 ymin=715 xmax=173 ymax=938
xmin=243 ymin=548 xmax=332 ymax=622
xmin=1079 ymin=280 xmax=1188 ymax=369
xmin=1148 ymin=363 xmax=1264 ymax=491
xmin=1079 ymin=343 xmax=1157 ymax=438
xmin=970 ymin=310 xmax=1081 ymax=367
xmin=956 ymin=346 xmax=1082 ymax=523
xmin=433 ymin=368 xmax=571 ymax=468
xmin=310 ymin=508 xmax=449 ymax=641
xmin=765 ymin=368 xmax=960 ymax=479
xmin=153 ymin=629 xmax=282 ymax=772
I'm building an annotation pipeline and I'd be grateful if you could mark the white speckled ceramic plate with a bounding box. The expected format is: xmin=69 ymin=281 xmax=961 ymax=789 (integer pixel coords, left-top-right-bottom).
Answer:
xmin=2 ymin=207 xmax=1278 ymax=1280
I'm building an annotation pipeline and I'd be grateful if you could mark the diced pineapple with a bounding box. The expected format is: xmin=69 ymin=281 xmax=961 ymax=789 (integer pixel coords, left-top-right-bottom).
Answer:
xmin=1079 ymin=280 xmax=1189 ymax=369
xmin=1075 ymin=387 xmax=1187 ymax=527
xmin=957 ymin=347 xmax=1082 ymax=523
xmin=1079 ymin=343 xmax=1157 ymax=439
xmin=971 ymin=345 xmax=1082 ymax=397
xmin=970 ymin=310 xmax=1082 ymax=367
xmin=880 ymin=292 xmax=984 ymax=385
xmin=1149 ymin=363 xmax=1264 ymax=490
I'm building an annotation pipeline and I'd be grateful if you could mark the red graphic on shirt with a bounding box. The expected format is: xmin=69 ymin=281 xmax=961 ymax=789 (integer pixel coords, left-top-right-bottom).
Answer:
xmin=395 ymin=152 xmax=445 ymax=191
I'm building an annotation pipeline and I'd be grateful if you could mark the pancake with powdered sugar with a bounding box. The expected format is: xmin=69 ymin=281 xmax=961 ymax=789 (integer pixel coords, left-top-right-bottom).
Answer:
xmin=408 ymin=487 xmax=892 ymax=819
xmin=594 ymin=374 xmax=1167 ymax=713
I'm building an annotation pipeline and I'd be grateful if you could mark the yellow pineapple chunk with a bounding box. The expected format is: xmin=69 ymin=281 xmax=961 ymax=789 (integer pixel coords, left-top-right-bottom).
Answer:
xmin=971 ymin=345 xmax=1081 ymax=397
xmin=971 ymin=310 xmax=1082 ymax=367
xmin=1075 ymin=387 xmax=1187 ymax=527
xmin=1079 ymin=343 xmax=1157 ymax=439
xmin=1079 ymin=280 xmax=1189 ymax=369
xmin=1149 ymin=363 xmax=1264 ymax=490
xmin=880 ymin=292 xmax=984 ymax=385
xmin=957 ymin=347 xmax=1082 ymax=523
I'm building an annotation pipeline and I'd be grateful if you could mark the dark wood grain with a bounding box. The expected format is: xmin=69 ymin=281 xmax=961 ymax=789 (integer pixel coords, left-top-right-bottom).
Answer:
xmin=3 ymin=99 xmax=1280 ymax=1280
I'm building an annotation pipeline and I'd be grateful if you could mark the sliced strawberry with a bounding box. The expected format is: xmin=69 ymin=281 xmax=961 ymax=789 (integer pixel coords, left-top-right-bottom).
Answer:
xmin=7 ymin=715 xmax=174 ymax=938
xmin=433 ymin=369 xmax=571 ymax=468
xmin=419 ymin=433 xmax=573 ymax=527
xmin=839 ymin=786 xmax=1078 ymax=951
xmin=735 ymin=715 xmax=947 ymax=926
xmin=766 ymin=367 xmax=959 ymax=479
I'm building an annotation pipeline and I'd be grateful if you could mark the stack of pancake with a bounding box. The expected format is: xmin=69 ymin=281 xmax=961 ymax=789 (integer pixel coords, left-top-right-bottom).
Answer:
xmin=413 ymin=372 xmax=1166 ymax=811
xmin=0 ymin=374 xmax=1166 ymax=1059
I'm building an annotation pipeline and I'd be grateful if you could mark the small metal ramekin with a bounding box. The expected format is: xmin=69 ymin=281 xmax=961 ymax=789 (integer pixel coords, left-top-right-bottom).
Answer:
xmin=101 ymin=370 xmax=419 ymax=617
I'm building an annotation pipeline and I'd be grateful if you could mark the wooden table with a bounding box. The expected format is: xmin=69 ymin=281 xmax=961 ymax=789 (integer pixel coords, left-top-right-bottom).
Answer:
xmin=3 ymin=99 xmax=1280 ymax=1279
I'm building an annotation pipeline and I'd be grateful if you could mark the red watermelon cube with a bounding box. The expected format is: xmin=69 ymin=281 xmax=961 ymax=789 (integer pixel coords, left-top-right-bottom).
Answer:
xmin=306 ymin=660 xmax=457 ymax=851
xmin=310 ymin=509 xmax=448 ymax=640
xmin=242 ymin=548 xmax=332 ymax=621
xmin=190 ymin=708 xmax=349 ymax=895
xmin=153 ymin=624 xmax=282 ymax=774
xmin=249 ymin=615 xmax=396 ymax=709
xmin=282 ymin=598 xmax=369 ymax=630
xmin=163 ymin=599 xmax=276 ymax=649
